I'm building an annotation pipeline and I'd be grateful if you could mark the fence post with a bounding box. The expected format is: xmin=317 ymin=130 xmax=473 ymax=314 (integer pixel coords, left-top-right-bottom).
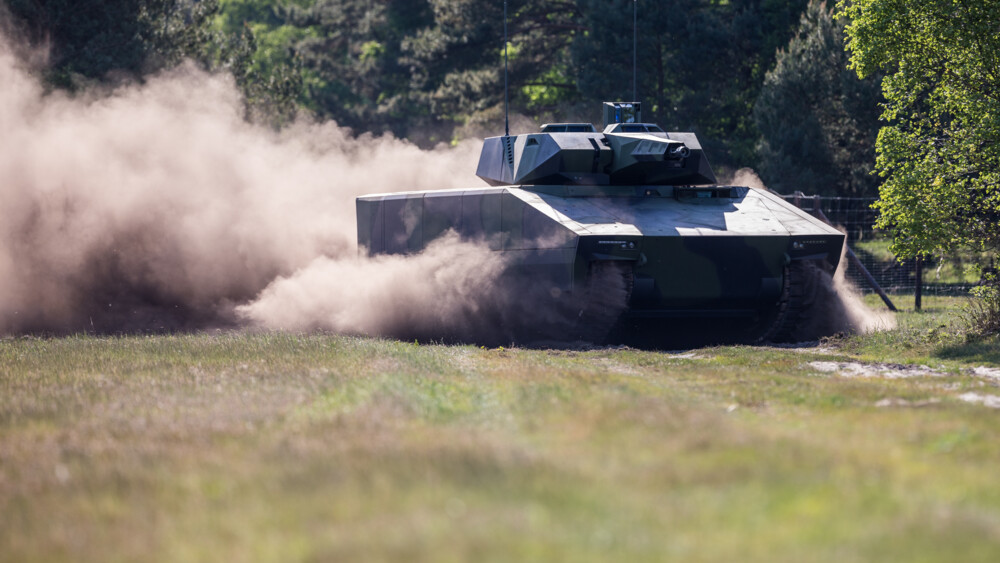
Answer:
xmin=914 ymin=256 xmax=923 ymax=311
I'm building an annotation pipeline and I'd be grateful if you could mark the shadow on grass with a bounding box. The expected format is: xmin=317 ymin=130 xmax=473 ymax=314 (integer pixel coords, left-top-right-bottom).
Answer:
xmin=934 ymin=335 xmax=1000 ymax=365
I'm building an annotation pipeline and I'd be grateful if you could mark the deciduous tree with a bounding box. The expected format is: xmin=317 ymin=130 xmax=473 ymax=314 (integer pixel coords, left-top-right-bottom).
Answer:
xmin=840 ymin=0 xmax=1000 ymax=257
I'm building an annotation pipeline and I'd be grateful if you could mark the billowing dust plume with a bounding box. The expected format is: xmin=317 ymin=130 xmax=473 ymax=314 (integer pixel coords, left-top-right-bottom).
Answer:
xmin=727 ymin=168 xmax=896 ymax=339
xmin=781 ymin=245 xmax=897 ymax=340
xmin=237 ymin=232 xmax=632 ymax=345
xmin=0 ymin=36 xmax=520 ymax=338
xmin=829 ymin=243 xmax=897 ymax=333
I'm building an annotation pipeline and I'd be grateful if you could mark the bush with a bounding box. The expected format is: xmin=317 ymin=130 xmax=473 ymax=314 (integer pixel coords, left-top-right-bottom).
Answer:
xmin=964 ymin=272 xmax=1000 ymax=337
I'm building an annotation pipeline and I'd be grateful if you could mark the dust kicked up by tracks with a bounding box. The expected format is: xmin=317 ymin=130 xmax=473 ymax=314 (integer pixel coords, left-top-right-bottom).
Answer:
xmin=776 ymin=246 xmax=896 ymax=341
xmin=0 ymin=33 xmax=635 ymax=345
xmin=0 ymin=34 xmax=530 ymax=341
xmin=730 ymin=168 xmax=896 ymax=342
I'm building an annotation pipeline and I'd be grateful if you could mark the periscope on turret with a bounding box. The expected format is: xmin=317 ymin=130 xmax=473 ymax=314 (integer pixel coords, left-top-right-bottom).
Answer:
xmin=357 ymin=102 xmax=844 ymax=346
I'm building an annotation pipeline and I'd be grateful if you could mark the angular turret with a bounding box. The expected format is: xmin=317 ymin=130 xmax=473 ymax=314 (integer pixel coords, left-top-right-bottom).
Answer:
xmin=476 ymin=102 xmax=717 ymax=187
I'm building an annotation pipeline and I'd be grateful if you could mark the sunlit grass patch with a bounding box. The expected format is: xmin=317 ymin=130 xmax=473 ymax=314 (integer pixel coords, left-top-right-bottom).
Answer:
xmin=840 ymin=294 xmax=999 ymax=370
xmin=1 ymin=325 xmax=999 ymax=562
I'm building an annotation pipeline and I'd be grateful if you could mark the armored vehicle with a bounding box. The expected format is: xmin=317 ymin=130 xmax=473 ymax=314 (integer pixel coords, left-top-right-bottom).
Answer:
xmin=357 ymin=102 xmax=844 ymax=346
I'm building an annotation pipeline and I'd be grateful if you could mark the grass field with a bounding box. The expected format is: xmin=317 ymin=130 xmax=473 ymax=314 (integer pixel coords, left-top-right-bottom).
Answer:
xmin=2 ymin=299 xmax=999 ymax=562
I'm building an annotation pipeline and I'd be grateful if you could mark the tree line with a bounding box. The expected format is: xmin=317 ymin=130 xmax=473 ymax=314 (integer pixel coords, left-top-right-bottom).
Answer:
xmin=1 ymin=0 xmax=881 ymax=197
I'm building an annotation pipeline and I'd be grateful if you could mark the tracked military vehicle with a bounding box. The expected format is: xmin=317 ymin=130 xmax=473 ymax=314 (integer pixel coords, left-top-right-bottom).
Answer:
xmin=357 ymin=102 xmax=845 ymax=345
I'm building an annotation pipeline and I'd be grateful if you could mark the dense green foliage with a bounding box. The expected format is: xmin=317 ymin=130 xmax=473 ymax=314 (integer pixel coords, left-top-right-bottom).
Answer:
xmin=840 ymin=0 xmax=1000 ymax=334
xmin=220 ymin=0 xmax=816 ymax=163
xmin=1 ymin=0 xmax=220 ymax=87
xmin=575 ymin=0 xmax=810 ymax=166
xmin=755 ymin=1 xmax=881 ymax=196
xmin=212 ymin=0 xmax=584 ymax=144
xmin=840 ymin=0 xmax=1000 ymax=258
xmin=4 ymin=0 xmax=859 ymax=172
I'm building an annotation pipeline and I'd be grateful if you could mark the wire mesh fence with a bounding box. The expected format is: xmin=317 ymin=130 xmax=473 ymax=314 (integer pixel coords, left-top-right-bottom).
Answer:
xmin=779 ymin=193 xmax=990 ymax=305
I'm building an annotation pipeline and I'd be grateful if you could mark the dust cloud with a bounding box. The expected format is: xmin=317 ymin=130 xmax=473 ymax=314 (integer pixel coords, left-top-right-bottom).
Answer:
xmin=783 ymin=253 xmax=896 ymax=341
xmin=237 ymin=232 xmax=632 ymax=345
xmin=829 ymin=244 xmax=897 ymax=333
xmin=0 ymin=36 xmax=506 ymax=337
xmin=729 ymin=167 xmax=769 ymax=191
xmin=726 ymin=168 xmax=896 ymax=339
xmin=236 ymin=233 xmax=511 ymax=342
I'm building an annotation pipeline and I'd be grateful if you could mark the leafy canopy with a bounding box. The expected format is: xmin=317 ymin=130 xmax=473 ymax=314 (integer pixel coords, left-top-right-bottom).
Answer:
xmin=840 ymin=0 xmax=1000 ymax=257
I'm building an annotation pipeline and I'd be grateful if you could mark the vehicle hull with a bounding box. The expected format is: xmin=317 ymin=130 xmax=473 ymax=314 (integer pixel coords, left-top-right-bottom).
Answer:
xmin=357 ymin=184 xmax=844 ymax=345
